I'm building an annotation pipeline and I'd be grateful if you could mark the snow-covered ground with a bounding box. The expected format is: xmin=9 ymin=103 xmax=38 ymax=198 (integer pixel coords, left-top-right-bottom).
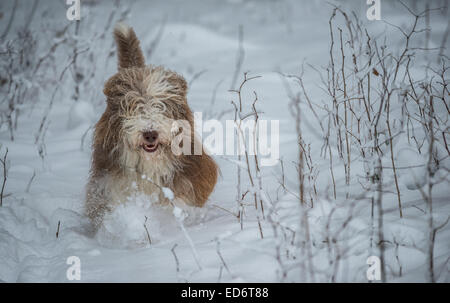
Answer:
xmin=0 ymin=0 xmax=449 ymax=282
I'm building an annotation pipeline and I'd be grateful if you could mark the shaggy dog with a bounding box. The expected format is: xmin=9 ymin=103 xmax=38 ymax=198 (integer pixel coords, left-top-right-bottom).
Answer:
xmin=85 ymin=23 xmax=218 ymax=230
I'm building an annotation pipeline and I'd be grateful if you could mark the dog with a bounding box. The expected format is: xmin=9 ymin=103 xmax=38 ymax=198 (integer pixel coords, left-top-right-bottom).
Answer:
xmin=85 ymin=23 xmax=218 ymax=230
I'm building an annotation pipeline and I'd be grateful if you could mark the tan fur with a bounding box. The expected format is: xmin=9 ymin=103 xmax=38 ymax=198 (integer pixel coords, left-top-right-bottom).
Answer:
xmin=85 ymin=24 xmax=218 ymax=230
xmin=114 ymin=23 xmax=145 ymax=69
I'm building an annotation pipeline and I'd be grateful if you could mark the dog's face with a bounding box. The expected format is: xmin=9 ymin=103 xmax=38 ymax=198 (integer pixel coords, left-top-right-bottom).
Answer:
xmin=94 ymin=24 xmax=193 ymax=178
xmin=103 ymin=67 xmax=192 ymax=158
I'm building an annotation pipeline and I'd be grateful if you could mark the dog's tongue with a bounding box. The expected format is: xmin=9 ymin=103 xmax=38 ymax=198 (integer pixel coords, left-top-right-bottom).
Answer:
xmin=143 ymin=143 xmax=158 ymax=153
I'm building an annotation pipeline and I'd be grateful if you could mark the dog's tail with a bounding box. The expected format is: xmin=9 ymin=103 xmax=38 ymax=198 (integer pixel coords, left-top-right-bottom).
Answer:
xmin=114 ymin=22 xmax=145 ymax=69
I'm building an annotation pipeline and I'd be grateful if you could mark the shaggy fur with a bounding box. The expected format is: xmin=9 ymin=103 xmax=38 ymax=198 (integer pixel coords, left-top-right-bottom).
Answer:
xmin=85 ymin=23 xmax=218 ymax=229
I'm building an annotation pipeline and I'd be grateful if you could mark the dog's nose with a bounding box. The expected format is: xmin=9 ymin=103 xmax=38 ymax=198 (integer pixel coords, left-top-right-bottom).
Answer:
xmin=143 ymin=130 xmax=158 ymax=143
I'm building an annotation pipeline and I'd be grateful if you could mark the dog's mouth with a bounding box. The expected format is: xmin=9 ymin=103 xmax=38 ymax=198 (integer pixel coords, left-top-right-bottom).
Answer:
xmin=142 ymin=142 xmax=159 ymax=153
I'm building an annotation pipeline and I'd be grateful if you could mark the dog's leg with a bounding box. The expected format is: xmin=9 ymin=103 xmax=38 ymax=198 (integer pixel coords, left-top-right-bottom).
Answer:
xmin=85 ymin=176 xmax=111 ymax=231
xmin=173 ymin=152 xmax=218 ymax=207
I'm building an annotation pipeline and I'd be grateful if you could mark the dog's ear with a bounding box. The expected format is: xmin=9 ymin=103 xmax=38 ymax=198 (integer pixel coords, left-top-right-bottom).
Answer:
xmin=167 ymin=72 xmax=188 ymax=97
xmin=114 ymin=22 xmax=145 ymax=70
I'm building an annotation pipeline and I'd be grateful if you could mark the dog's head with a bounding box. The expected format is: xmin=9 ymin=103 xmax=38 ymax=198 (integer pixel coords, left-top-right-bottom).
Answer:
xmin=95 ymin=23 xmax=193 ymax=178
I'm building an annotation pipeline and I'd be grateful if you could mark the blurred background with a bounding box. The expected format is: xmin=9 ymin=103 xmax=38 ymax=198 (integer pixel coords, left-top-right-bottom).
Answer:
xmin=0 ymin=0 xmax=449 ymax=282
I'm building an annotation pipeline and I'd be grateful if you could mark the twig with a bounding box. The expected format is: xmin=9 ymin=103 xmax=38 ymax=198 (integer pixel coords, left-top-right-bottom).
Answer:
xmin=216 ymin=240 xmax=232 ymax=277
xmin=143 ymin=216 xmax=152 ymax=245
xmin=171 ymin=244 xmax=180 ymax=273
xmin=0 ymin=148 xmax=8 ymax=207
xmin=56 ymin=220 xmax=61 ymax=238
xmin=25 ymin=170 xmax=36 ymax=193
xmin=230 ymin=24 xmax=245 ymax=90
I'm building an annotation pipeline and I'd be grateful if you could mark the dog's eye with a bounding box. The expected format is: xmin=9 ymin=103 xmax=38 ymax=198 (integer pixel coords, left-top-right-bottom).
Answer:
xmin=150 ymin=100 xmax=166 ymax=113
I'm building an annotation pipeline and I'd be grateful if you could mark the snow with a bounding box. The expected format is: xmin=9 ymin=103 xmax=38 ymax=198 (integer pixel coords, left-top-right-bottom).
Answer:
xmin=0 ymin=0 xmax=449 ymax=282
xmin=397 ymin=146 xmax=427 ymax=190
xmin=162 ymin=187 xmax=175 ymax=201
xmin=173 ymin=206 xmax=184 ymax=220
xmin=67 ymin=100 xmax=95 ymax=130
xmin=96 ymin=196 xmax=161 ymax=248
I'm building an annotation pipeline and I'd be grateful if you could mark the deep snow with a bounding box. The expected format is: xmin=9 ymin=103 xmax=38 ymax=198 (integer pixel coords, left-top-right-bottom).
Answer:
xmin=0 ymin=0 xmax=449 ymax=282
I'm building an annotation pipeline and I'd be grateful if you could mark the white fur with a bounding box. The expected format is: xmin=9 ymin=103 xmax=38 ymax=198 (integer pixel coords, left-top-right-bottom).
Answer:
xmin=114 ymin=22 xmax=131 ymax=37
xmin=107 ymin=70 xmax=185 ymax=204
xmin=143 ymin=67 xmax=181 ymax=101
